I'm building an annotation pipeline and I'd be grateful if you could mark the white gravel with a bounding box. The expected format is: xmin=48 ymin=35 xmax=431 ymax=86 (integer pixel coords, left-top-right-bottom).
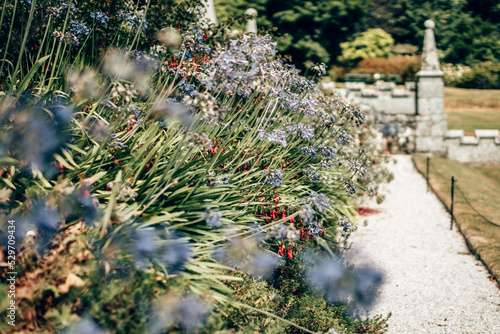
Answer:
xmin=345 ymin=155 xmax=500 ymax=334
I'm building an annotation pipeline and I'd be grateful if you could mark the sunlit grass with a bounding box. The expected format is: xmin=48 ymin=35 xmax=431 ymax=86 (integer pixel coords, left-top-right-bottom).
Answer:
xmin=413 ymin=154 xmax=500 ymax=283
xmin=444 ymin=87 xmax=500 ymax=135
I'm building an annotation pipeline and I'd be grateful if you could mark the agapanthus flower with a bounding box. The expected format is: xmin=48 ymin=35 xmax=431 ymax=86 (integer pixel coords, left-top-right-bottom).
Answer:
xmin=352 ymin=109 xmax=366 ymax=127
xmin=263 ymin=169 xmax=283 ymax=188
xmin=201 ymin=207 xmax=222 ymax=228
xmin=338 ymin=217 xmax=352 ymax=233
xmin=345 ymin=181 xmax=357 ymax=195
xmin=309 ymin=192 xmax=330 ymax=214
xmin=300 ymin=146 xmax=317 ymax=159
xmin=311 ymin=62 xmax=327 ymax=76
xmin=132 ymin=229 xmax=192 ymax=273
xmin=65 ymin=318 xmax=106 ymax=334
xmin=336 ymin=129 xmax=350 ymax=145
xmin=90 ymin=11 xmax=109 ymax=26
xmin=246 ymin=252 xmax=280 ymax=279
xmin=306 ymin=255 xmax=383 ymax=307
xmin=299 ymin=204 xmax=315 ymax=224
xmin=69 ymin=20 xmax=90 ymax=37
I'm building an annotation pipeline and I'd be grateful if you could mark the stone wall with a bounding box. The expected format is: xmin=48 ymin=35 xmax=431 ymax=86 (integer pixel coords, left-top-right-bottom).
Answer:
xmin=445 ymin=130 xmax=500 ymax=164
xmin=336 ymin=19 xmax=500 ymax=165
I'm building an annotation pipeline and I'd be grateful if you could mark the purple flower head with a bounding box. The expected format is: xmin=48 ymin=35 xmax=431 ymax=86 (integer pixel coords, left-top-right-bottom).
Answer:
xmin=246 ymin=252 xmax=280 ymax=279
xmin=263 ymin=169 xmax=283 ymax=188
xmin=299 ymin=204 xmax=315 ymax=224
xmin=69 ymin=21 xmax=90 ymax=37
xmin=161 ymin=235 xmax=193 ymax=274
xmin=300 ymin=146 xmax=317 ymax=159
xmin=90 ymin=11 xmax=109 ymax=25
xmin=132 ymin=229 xmax=193 ymax=273
xmin=345 ymin=181 xmax=357 ymax=195
xmin=201 ymin=207 xmax=222 ymax=228
xmin=309 ymin=192 xmax=330 ymax=214
xmin=176 ymin=296 xmax=210 ymax=331
xmin=352 ymin=267 xmax=383 ymax=307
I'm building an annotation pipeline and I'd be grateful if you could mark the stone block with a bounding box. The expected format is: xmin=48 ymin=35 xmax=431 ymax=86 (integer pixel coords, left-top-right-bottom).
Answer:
xmin=375 ymin=81 xmax=396 ymax=91
xmin=416 ymin=136 xmax=446 ymax=154
xmin=361 ymin=89 xmax=379 ymax=97
xmin=446 ymin=130 xmax=464 ymax=138
xmin=431 ymin=120 xmax=447 ymax=136
xmin=392 ymin=89 xmax=410 ymax=97
xmin=345 ymin=82 xmax=365 ymax=91
xmin=475 ymin=129 xmax=499 ymax=138
xmin=418 ymin=98 xmax=444 ymax=116
xmin=460 ymin=136 xmax=479 ymax=145
xmin=405 ymin=82 xmax=416 ymax=91
xmin=418 ymin=77 xmax=444 ymax=98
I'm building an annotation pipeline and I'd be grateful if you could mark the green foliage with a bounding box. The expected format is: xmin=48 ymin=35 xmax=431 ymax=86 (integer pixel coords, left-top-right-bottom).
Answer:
xmin=339 ymin=29 xmax=394 ymax=65
xmin=216 ymin=0 xmax=371 ymax=69
xmin=209 ymin=256 xmax=389 ymax=334
xmin=443 ymin=13 xmax=500 ymax=65
xmin=450 ymin=62 xmax=500 ymax=89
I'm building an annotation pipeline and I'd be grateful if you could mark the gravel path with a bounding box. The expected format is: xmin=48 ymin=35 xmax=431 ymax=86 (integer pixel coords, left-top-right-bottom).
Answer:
xmin=345 ymin=155 xmax=500 ymax=334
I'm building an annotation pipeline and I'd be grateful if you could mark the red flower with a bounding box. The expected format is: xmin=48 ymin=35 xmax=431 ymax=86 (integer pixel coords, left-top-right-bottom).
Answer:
xmin=278 ymin=244 xmax=285 ymax=256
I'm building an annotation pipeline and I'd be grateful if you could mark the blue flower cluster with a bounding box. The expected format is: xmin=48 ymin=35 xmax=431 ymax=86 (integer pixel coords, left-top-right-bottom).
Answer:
xmin=300 ymin=146 xmax=317 ymax=159
xmin=304 ymin=168 xmax=319 ymax=182
xmin=119 ymin=10 xmax=148 ymax=32
xmin=69 ymin=20 xmax=90 ymax=37
xmin=201 ymin=207 xmax=222 ymax=228
xmin=133 ymin=229 xmax=193 ymax=273
xmin=299 ymin=204 xmax=315 ymax=224
xmin=258 ymin=129 xmax=287 ymax=147
xmin=352 ymin=109 xmax=366 ymax=127
xmin=344 ymin=181 xmax=357 ymax=195
xmin=90 ymin=11 xmax=109 ymax=26
xmin=338 ymin=217 xmax=352 ymax=233
xmin=309 ymin=192 xmax=330 ymax=214
xmin=174 ymin=29 xmax=211 ymax=61
xmin=286 ymin=123 xmax=314 ymax=140
xmin=263 ymin=169 xmax=283 ymax=188
xmin=336 ymin=129 xmax=350 ymax=145
xmin=306 ymin=255 xmax=383 ymax=307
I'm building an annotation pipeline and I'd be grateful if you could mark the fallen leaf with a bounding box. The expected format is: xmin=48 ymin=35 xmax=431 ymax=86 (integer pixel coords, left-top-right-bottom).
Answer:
xmin=58 ymin=273 xmax=85 ymax=294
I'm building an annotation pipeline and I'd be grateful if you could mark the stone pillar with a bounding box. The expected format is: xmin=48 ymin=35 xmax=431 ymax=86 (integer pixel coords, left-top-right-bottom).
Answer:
xmin=245 ymin=8 xmax=258 ymax=34
xmin=203 ymin=0 xmax=217 ymax=25
xmin=415 ymin=20 xmax=447 ymax=155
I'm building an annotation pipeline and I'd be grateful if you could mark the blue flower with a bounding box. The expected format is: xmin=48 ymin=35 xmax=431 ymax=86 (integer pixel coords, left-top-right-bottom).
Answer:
xmin=300 ymin=146 xmax=317 ymax=159
xmin=299 ymin=204 xmax=315 ymax=224
xmin=90 ymin=11 xmax=109 ymax=26
xmin=336 ymin=129 xmax=350 ymax=145
xmin=69 ymin=21 xmax=90 ymax=37
xmin=309 ymin=192 xmax=330 ymax=214
xmin=263 ymin=169 xmax=283 ymax=188
xmin=201 ymin=207 xmax=222 ymax=228
xmin=352 ymin=109 xmax=366 ymax=127
xmin=345 ymin=181 xmax=357 ymax=195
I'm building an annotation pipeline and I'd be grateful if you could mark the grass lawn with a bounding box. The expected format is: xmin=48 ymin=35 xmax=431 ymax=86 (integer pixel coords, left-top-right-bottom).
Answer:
xmin=444 ymin=87 xmax=500 ymax=135
xmin=413 ymin=155 xmax=500 ymax=284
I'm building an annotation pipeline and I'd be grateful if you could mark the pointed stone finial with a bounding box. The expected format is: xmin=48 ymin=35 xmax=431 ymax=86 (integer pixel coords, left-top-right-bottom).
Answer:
xmin=245 ymin=8 xmax=258 ymax=34
xmin=419 ymin=19 xmax=442 ymax=75
xmin=203 ymin=0 xmax=217 ymax=25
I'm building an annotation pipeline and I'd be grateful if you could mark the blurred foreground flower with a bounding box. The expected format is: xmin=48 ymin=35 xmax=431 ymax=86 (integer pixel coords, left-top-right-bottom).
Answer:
xmin=132 ymin=229 xmax=193 ymax=273
xmin=213 ymin=235 xmax=280 ymax=279
xmin=305 ymin=254 xmax=383 ymax=308
xmin=149 ymin=294 xmax=209 ymax=333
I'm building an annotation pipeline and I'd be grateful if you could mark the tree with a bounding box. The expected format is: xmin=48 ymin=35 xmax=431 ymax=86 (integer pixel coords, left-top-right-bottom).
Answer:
xmin=339 ymin=28 xmax=394 ymax=64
